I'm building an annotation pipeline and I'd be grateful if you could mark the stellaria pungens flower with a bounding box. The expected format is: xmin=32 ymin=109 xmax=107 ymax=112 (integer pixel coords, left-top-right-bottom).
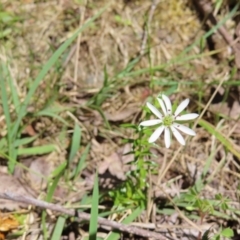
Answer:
xmin=139 ymin=94 xmax=199 ymax=148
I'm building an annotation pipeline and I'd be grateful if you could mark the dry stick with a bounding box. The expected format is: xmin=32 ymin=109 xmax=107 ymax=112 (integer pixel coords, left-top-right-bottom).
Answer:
xmin=0 ymin=191 xmax=167 ymax=240
xmin=140 ymin=0 xmax=159 ymax=55
xmin=73 ymin=6 xmax=86 ymax=85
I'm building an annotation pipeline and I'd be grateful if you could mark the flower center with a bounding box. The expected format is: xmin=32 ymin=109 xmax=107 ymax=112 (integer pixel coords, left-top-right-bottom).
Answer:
xmin=163 ymin=115 xmax=174 ymax=127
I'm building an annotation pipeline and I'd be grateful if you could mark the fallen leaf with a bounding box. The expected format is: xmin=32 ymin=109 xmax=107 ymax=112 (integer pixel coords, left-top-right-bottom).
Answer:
xmin=0 ymin=214 xmax=19 ymax=232
xmin=0 ymin=213 xmax=19 ymax=240
xmin=104 ymin=108 xmax=138 ymax=122
xmin=99 ymin=152 xmax=126 ymax=180
xmin=0 ymin=173 xmax=33 ymax=210
xmin=14 ymin=156 xmax=56 ymax=192
xmin=108 ymin=152 xmax=126 ymax=180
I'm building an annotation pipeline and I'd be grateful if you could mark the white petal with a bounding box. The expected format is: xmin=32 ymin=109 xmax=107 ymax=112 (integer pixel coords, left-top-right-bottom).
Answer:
xmin=162 ymin=94 xmax=172 ymax=114
xmin=173 ymin=123 xmax=196 ymax=136
xmin=139 ymin=119 xmax=162 ymax=126
xmin=175 ymin=113 xmax=199 ymax=121
xmin=174 ymin=98 xmax=189 ymax=116
xmin=170 ymin=126 xmax=185 ymax=145
xmin=157 ymin=98 xmax=167 ymax=116
xmin=146 ymin=102 xmax=163 ymax=119
xmin=164 ymin=127 xmax=171 ymax=148
xmin=149 ymin=126 xmax=164 ymax=143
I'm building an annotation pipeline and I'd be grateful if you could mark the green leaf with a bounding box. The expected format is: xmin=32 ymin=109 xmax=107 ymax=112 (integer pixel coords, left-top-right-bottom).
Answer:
xmin=51 ymin=216 xmax=66 ymax=240
xmin=89 ymin=173 xmax=99 ymax=240
xmin=50 ymin=161 xmax=67 ymax=179
xmin=73 ymin=143 xmax=90 ymax=180
xmin=221 ymin=228 xmax=233 ymax=237
xmin=14 ymin=136 xmax=38 ymax=147
xmin=69 ymin=124 xmax=81 ymax=163
xmin=17 ymin=145 xmax=56 ymax=155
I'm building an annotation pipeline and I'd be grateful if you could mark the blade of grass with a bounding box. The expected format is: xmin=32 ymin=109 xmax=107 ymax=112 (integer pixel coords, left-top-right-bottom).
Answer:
xmin=89 ymin=173 xmax=99 ymax=240
xmin=7 ymin=66 xmax=21 ymax=114
xmin=36 ymin=111 xmax=69 ymax=126
xmin=50 ymin=161 xmax=67 ymax=179
xmin=42 ymin=161 xmax=67 ymax=240
xmin=0 ymin=64 xmax=12 ymax=135
xmin=51 ymin=216 xmax=66 ymax=240
xmin=73 ymin=143 xmax=90 ymax=180
xmin=69 ymin=124 xmax=81 ymax=163
xmin=0 ymin=63 xmax=17 ymax=172
xmin=199 ymin=119 xmax=240 ymax=159
xmin=14 ymin=136 xmax=39 ymax=147
xmin=17 ymin=144 xmax=56 ymax=155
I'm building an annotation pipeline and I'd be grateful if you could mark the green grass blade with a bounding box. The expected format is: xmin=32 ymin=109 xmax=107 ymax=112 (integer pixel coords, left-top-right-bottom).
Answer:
xmin=0 ymin=63 xmax=17 ymax=172
xmin=69 ymin=124 xmax=81 ymax=163
xmin=7 ymin=66 xmax=20 ymax=114
xmin=36 ymin=110 xmax=69 ymax=126
xmin=42 ymin=162 xmax=66 ymax=239
xmin=199 ymin=119 xmax=240 ymax=159
xmin=51 ymin=216 xmax=66 ymax=240
xmin=50 ymin=161 xmax=67 ymax=179
xmin=14 ymin=136 xmax=39 ymax=147
xmin=89 ymin=173 xmax=99 ymax=240
xmin=73 ymin=143 xmax=90 ymax=180
xmin=17 ymin=144 xmax=56 ymax=155
xmin=0 ymin=64 xmax=12 ymax=136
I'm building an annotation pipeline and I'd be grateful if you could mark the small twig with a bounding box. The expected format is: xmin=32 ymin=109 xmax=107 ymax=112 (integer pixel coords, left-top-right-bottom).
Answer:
xmin=140 ymin=0 xmax=159 ymax=55
xmin=0 ymin=191 xmax=167 ymax=240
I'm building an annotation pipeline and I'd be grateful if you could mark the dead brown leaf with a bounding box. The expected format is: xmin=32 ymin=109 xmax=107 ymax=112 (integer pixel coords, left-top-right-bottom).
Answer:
xmin=14 ymin=156 xmax=56 ymax=193
xmin=99 ymin=152 xmax=126 ymax=180
xmin=0 ymin=214 xmax=19 ymax=232
xmin=0 ymin=173 xmax=32 ymax=210
xmin=105 ymin=108 xmax=139 ymax=122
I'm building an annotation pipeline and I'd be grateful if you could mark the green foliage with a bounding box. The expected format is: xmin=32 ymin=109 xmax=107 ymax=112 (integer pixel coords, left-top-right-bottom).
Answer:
xmin=89 ymin=173 xmax=99 ymax=240
xmin=51 ymin=216 xmax=66 ymax=240
xmin=108 ymin=126 xmax=150 ymax=208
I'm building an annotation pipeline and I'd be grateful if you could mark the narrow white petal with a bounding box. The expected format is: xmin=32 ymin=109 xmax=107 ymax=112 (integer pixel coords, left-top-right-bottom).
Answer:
xmin=174 ymin=98 xmax=189 ymax=116
xmin=173 ymin=123 xmax=196 ymax=136
xmin=157 ymin=98 xmax=167 ymax=116
xmin=146 ymin=102 xmax=163 ymax=119
xmin=164 ymin=127 xmax=171 ymax=148
xmin=149 ymin=126 xmax=164 ymax=143
xmin=162 ymin=94 xmax=172 ymax=114
xmin=140 ymin=119 xmax=162 ymax=126
xmin=175 ymin=113 xmax=199 ymax=121
xmin=170 ymin=126 xmax=185 ymax=145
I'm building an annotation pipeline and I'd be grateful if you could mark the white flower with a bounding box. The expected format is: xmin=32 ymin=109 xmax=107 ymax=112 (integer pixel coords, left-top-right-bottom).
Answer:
xmin=139 ymin=94 xmax=199 ymax=148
